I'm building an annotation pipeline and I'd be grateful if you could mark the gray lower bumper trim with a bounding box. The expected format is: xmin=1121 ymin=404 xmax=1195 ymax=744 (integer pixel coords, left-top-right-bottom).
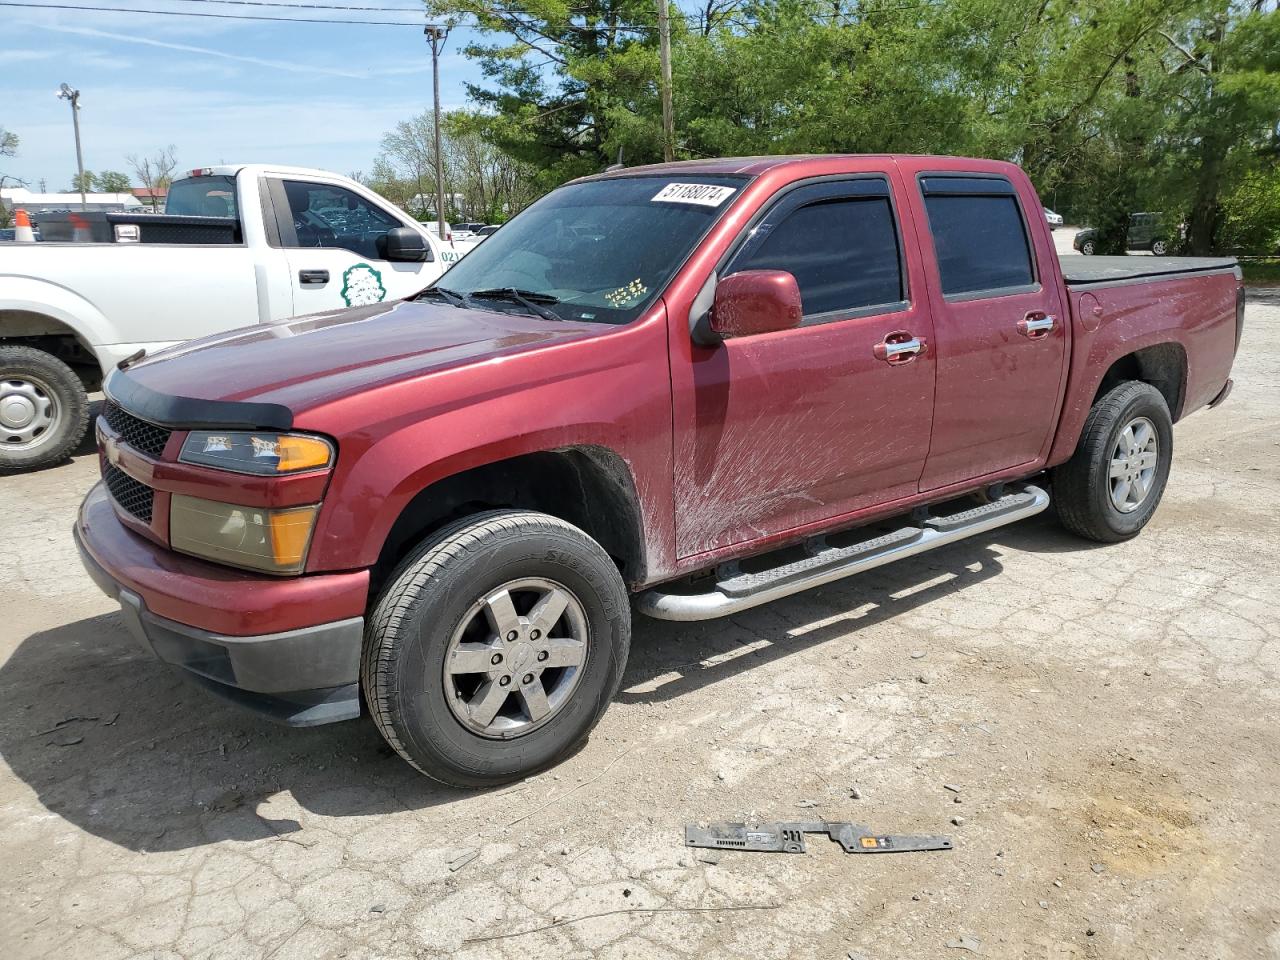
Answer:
xmin=75 ymin=522 xmax=363 ymax=725
xmin=116 ymin=589 xmax=364 ymax=695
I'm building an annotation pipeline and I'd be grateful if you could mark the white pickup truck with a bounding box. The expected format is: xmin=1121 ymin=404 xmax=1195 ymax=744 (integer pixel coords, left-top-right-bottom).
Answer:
xmin=0 ymin=164 xmax=471 ymax=470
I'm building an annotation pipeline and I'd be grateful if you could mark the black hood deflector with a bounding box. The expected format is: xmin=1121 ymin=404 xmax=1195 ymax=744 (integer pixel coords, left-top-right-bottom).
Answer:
xmin=104 ymin=369 xmax=294 ymax=431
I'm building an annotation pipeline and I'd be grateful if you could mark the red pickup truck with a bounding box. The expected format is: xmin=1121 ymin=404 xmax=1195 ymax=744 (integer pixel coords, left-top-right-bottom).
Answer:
xmin=74 ymin=155 xmax=1242 ymax=785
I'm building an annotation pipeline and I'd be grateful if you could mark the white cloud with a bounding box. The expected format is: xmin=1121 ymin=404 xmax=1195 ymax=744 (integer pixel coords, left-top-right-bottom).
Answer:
xmin=27 ymin=23 xmax=374 ymax=79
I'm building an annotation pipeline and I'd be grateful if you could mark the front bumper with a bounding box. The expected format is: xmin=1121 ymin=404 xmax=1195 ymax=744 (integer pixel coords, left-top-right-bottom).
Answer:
xmin=75 ymin=483 xmax=366 ymax=726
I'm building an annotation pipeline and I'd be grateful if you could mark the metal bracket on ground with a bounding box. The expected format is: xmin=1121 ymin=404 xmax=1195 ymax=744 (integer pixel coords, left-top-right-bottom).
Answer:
xmin=684 ymin=821 xmax=953 ymax=855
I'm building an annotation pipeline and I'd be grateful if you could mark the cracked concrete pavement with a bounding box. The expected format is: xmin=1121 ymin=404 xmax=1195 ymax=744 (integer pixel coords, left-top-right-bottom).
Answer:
xmin=2 ymin=291 xmax=1278 ymax=959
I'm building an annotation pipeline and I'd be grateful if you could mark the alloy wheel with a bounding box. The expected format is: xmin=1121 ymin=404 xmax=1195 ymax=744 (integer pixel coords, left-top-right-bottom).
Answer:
xmin=442 ymin=577 xmax=589 ymax=739
xmin=1108 ymin=416 xmax=1159 ymax=513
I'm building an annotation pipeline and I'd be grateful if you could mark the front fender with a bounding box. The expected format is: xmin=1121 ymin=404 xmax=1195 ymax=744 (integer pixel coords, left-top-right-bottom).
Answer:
xmin=301 ymin=310 xmax=677 ymax=580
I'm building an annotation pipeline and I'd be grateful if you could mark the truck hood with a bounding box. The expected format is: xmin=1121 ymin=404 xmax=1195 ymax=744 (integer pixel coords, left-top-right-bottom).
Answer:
xmin=117 ymin=298 xmax=606 ymax=417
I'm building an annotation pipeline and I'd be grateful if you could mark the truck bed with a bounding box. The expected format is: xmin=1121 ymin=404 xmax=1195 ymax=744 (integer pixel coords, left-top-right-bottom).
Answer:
xmin=1061 ymin=255 xmax=1238 ymax=286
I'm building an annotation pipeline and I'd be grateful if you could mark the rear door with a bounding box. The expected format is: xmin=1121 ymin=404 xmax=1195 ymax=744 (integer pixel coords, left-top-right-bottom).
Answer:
xmin=267 ymin=177 xmax=441 ymax=314
xmin=901 ymin=164 xmax=1069 ymax=491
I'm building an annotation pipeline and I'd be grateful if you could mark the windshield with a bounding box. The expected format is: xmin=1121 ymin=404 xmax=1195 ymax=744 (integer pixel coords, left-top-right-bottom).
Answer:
xmin=166 ymin=176 xmax=239 ymax=218
xmin=431 ymin=174 xmax=747 ymax=324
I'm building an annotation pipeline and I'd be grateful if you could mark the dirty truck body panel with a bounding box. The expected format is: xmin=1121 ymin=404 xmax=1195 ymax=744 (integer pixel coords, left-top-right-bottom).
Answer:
xmin=74 ymin=153 xmax=1241 ymax=733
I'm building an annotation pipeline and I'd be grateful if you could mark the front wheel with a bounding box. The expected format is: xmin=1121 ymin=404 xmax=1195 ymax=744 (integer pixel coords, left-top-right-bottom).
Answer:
xmin=362 ymin=510 xmax=631 ymax=786
xmin=1150 ymin=238 xmax=1168 ymax=256
xmin=0 ymin=345 xmax=90 ymax=472
xmin=1052 ymin=381 xmax=1173 ymax=543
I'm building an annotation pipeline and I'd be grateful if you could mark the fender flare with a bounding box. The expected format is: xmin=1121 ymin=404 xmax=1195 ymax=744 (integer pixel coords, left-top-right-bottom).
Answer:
xmin=0 ymin=277 xmax=114 ymax=371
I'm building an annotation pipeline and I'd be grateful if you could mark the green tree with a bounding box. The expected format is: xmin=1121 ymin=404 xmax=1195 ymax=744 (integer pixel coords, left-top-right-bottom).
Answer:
xmin=70 ymin=170 xmax=95 ymax=193
xmin=424 ymin=0 xmax=666 ymax=185
xmin=1157 ymin=2 xmax=1280 ymax=253
xmin=94 ymin=170 xmax=132 ymax=193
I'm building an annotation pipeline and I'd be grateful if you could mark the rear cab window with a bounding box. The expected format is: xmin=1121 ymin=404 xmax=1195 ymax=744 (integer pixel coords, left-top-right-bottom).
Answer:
xmin=920 ymin=176 xmax=1036 ymax=299
xmin=165 ymin=176 xmax=239 ymax=219
xmin=723 ymin=177 xmax=906 ymax=322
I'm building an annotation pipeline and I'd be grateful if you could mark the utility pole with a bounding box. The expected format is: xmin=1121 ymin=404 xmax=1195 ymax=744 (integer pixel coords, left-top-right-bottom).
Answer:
xmin=425 ymin=25 xmax=448 ymax=240
xmin=656 ymin=0 xmax=675 ymax=162
xmin=56 ymin=82 xmax=86 ymax=211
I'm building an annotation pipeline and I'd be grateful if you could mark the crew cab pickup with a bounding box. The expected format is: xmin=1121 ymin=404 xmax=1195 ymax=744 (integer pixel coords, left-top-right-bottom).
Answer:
xmin=1 ymin=165 xmax=470 ymax=470
xmin=73 ymin=155 xmax=1243 ymax=786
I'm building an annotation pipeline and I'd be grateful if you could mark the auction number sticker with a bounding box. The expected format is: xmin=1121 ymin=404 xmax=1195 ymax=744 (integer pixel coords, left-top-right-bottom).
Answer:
xmin=651 ymin=182 xmax=737 ymax=207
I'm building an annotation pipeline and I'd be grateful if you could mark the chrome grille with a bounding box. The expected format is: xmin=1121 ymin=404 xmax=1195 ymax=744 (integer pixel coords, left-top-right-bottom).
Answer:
xmin=104 ymin=463 xmax=154 ymax=523
xmin=102 ymin=402 xmax=171 ymax=458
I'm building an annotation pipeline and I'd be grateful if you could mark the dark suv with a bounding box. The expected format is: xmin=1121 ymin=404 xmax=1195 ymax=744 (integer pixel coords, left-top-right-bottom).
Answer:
xmin=1074 ymin=213 xmax=1173 ymax=256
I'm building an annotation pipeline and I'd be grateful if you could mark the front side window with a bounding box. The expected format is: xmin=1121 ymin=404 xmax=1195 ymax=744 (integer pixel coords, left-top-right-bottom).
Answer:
xmin=279 ymin=180 xmax=404 ymax=259
xmin=727 ymin=190 xmax=904 ymax=317
xmin=430 ymin=175 xmax=746 ymax=325
xmin=922 ymin=179 xmax=1035 ymax=297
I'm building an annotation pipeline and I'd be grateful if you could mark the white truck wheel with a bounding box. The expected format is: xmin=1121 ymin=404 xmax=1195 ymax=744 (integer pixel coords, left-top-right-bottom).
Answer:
xmin=0 ymin=345 xmax=90 ymax=472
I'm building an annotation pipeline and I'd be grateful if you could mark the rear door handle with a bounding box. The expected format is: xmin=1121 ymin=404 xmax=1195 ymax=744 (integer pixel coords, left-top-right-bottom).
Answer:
xmin=873 ymin=331 xmax=927 ymax=364
xmin=299 ymin=269 xmax=329 ymax=285
xmin=1018 ymin=312 xmax=1055 ymax=338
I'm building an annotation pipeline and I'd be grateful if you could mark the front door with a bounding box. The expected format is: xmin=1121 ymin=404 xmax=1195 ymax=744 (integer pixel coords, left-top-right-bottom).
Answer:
xmin=673 ymin=175 xmax=936 ymax=557
xmin=903 ymin=166 xmax=1069 ymax=491
xmin=269 ymin=177 xmax=440 ymax=316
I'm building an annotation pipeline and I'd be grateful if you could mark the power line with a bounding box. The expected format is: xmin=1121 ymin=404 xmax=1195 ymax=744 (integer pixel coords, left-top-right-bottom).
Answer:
xmin=137 ymin=0 xmax=425 ymax=11
xmin=0 ymin=0 xmax=423 ymax=23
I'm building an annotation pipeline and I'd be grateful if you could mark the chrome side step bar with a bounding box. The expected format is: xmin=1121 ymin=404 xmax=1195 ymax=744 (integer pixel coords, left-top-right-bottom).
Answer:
xmin=636 ymin=484 xmax=1050 ymax=622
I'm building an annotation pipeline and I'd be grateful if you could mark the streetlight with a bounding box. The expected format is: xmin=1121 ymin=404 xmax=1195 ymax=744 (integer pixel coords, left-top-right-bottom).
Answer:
xmin=424 ymin=25 xmax=447 ymax=241
xmin=56 ymin=82 xmax=86 ymax=212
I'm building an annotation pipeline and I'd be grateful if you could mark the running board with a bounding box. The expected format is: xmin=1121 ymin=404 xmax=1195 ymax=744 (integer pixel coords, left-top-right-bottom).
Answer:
xmin=636 ymin=484 xmax=1050 ymax=621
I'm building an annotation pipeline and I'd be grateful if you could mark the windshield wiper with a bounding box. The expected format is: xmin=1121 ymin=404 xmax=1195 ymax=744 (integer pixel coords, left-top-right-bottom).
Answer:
xmin=420 ymin=286 xmax=469 ymax=308
xmin=468 ymin=287 xmax=563 ymax=322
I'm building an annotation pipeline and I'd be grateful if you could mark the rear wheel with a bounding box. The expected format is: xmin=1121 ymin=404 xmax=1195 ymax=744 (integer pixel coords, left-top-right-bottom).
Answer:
xmin=362 ymin=510 xmax=631 ymax=786
xmin=1052 ymin=381 xmax=1173 ymax=543
xmin=0 ymin=346 xmax=89 ymax=472
xmin=1150 ymin=238 xmax=1169 ymax=256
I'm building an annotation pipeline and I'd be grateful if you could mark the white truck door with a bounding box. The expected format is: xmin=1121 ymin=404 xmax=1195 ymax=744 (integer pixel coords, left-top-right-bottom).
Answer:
xmin=267 ymin=176 xmax=447 ymax=313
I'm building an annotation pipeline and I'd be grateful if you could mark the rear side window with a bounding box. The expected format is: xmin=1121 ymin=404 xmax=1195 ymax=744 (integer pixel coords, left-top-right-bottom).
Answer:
xmin=729 ymin=187 xmax=904 ymax=317
xmin=922 ymin=178 xmax=1034 ymax=297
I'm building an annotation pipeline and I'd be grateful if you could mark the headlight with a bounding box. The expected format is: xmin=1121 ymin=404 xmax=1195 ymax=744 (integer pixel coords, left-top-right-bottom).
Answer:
xmin=170 ymin=494 xmax=319 ymax=574
xmin=179 ymin=431 xmax=334 ymax=475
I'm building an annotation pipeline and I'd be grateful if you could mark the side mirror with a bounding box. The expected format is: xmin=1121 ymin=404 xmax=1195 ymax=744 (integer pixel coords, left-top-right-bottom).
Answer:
xmin=379 ymin=226 xmax=433 ymax=262
xmin=710 ymin=270 xmax=803 ymax=340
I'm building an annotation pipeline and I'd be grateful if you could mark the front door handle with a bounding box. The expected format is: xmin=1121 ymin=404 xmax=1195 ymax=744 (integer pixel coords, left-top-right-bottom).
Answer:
xmin=299 ymin=269 xmax=329 ymax=285
xmin=1018 ymin=312 xmax=1056 ymax=338
xmin=873 ymin=331 xmax=928 ymax=364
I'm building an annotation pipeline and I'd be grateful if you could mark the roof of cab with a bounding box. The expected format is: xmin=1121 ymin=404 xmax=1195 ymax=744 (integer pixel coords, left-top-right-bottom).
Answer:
xmin=172 ymin=164 xmax=357 ymax=182
xmin=578 ymin=153 xmax=1016 ymax=182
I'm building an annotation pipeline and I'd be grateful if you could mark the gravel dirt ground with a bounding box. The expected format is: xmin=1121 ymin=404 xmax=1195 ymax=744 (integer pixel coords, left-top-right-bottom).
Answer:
xmin=2 ymin=291 xmax=1278 ymax=960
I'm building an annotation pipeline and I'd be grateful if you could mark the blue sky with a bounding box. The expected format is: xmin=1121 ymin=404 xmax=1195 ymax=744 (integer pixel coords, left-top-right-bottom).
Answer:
xmin=3 ymin=3 xmax=492 ymax=190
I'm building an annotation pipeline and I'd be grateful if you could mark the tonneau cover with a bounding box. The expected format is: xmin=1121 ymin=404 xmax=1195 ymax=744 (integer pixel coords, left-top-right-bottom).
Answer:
xmin=1061 ymin=255 xmax=1238 ymax=286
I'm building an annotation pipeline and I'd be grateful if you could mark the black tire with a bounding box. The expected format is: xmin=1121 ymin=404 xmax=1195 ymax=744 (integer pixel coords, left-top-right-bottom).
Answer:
xmin=1052 ymin=381 xmax=1173 ymax=543
xmin=0 ymin=345 xmax=90 ymax=472
xmin=362 ymin=509 xmax=631 ymax=787
xmin=1080 ymin=239 xmax=1096 ymax=255
xmin=1150 ymin=238 xmax=1168 ymax=256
